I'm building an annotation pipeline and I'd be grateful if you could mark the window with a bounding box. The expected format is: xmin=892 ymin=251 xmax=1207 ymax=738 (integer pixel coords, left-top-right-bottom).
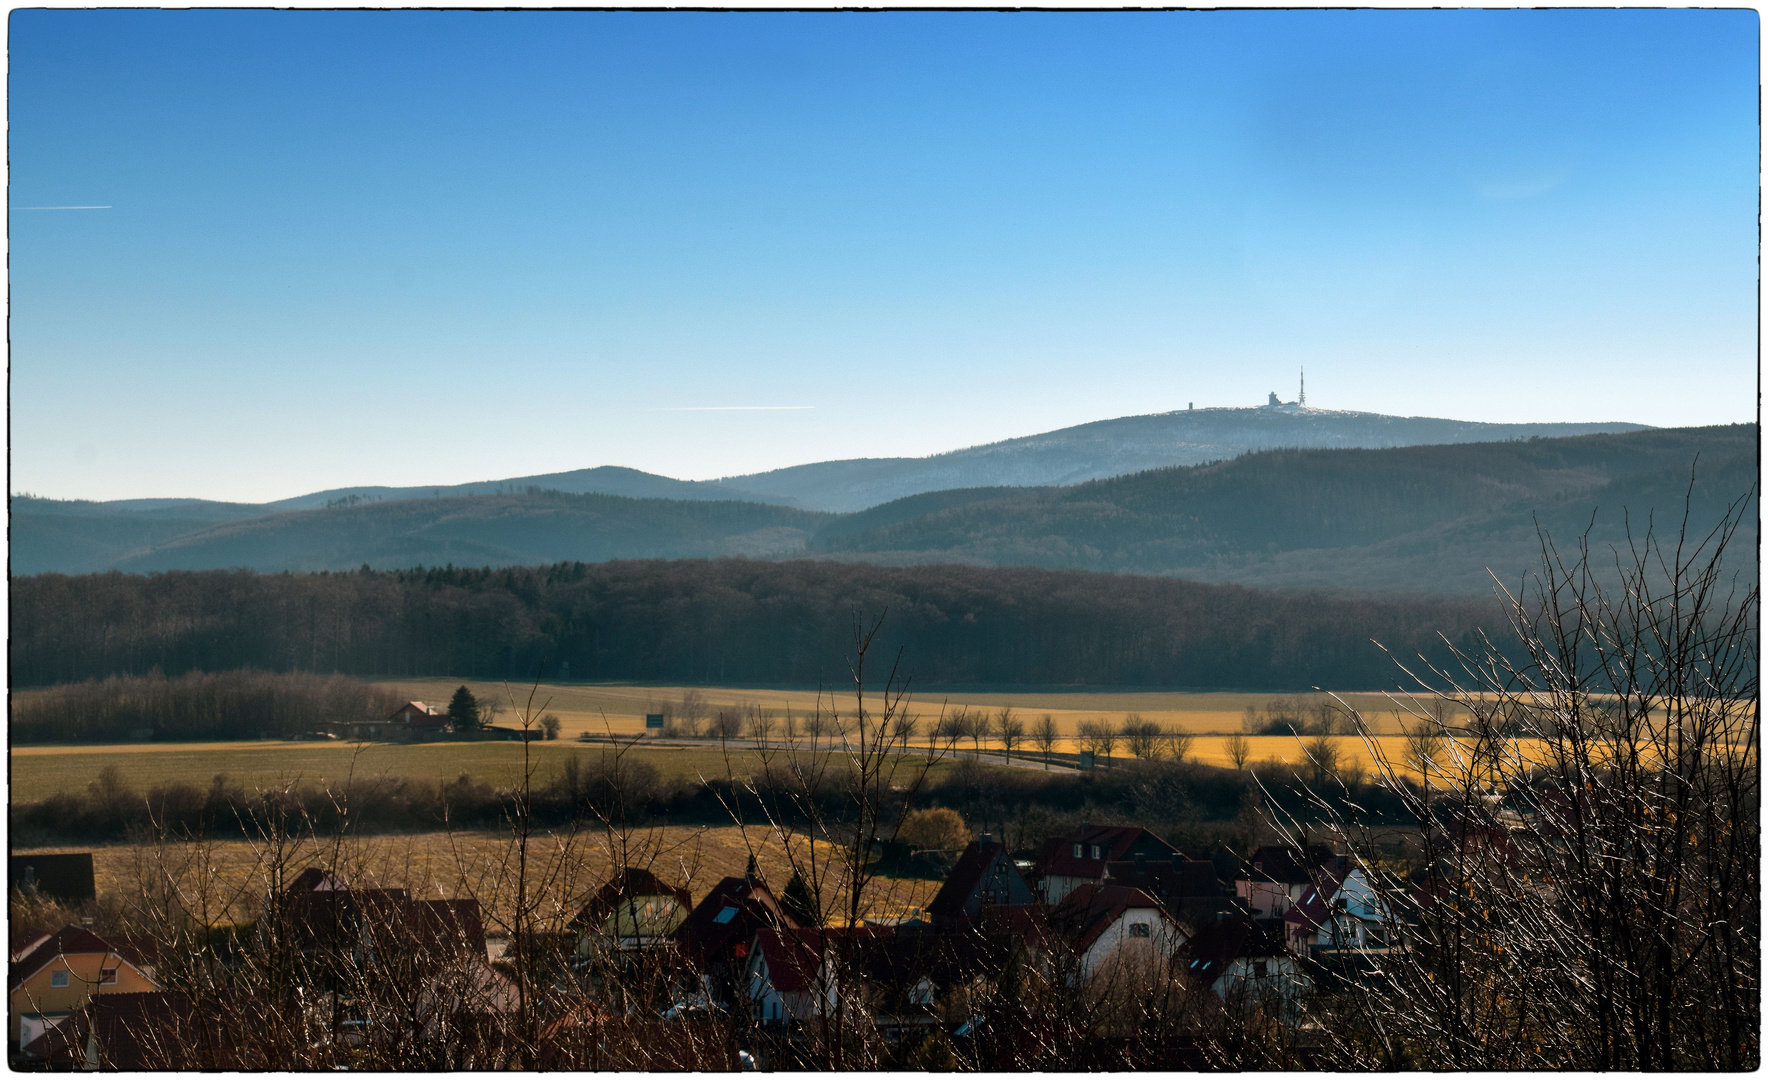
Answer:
xmin=1073 ymin=843 xmax=1083 ymax=859
xmin=712 ymin=906 xmax=739 ymax=925
xmin=50 ymin=970 xmax=69 ymax=988
xmin=100 ymin=968 xmax=119 ymax=985
xmin=1252 ymin=960 xmax=1268 ymax=979
xmin=1128 ymin=922 xmax=1151 ymax=938
xmin=1091 ymin=845 xmax=1102 ymax=860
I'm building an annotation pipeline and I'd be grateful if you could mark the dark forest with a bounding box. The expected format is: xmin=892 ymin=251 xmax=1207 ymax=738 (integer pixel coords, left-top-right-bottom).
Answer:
xmin=12 ymin=559 xmax=1503 ymax=690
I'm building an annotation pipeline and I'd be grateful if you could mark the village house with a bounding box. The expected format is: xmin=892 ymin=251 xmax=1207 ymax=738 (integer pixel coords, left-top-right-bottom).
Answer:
xmin=1178 ymin=918 xmax=1309 ymax=1011
xmin=745 ymin=926 xmax=894 ymax=1028
xmin=1047 ymin=883 xmax=1187 ymax=982
xmin=9 ymin=926 xmax=159 ymax=1053
xmin=924 ymin=836 xmax=1035 ymax=929
xmin=1236 ymin=843 xmax=1345 ymax=919
xmin=570 ymin=867 xmax=693 ymax=953
xmin=1282 ymin=863 xmax=1395 ymax=957
xmin=1032 ymin=824 xmax=1181 ymax=905
xmin=671 ymin=870 xmax=800 ymax=1009
xmin=15 ymin=991 xmax=239 ymax=1070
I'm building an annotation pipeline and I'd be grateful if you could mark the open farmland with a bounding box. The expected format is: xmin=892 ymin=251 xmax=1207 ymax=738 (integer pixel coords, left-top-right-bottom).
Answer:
xmin=372 ymin=677 xmax=1457 ymax=740
xmin=9 ymin=681 xmax=1487 ymax=803
xmin=11 ymin=824 xmax=941 ymax=931
xmin=8 ymin=740 xmax=949 ymax=805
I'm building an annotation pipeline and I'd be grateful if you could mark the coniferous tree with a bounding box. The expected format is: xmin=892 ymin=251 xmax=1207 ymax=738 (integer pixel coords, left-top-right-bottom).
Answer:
xmin=447 ymin=685 xmax=481 ymax=734
xmin=781 ymin=870 xmax=821 ymax=927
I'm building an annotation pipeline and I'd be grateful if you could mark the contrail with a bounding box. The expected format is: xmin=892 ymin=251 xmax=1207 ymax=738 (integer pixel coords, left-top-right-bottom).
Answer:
xmin=16 ymin=205 xmax=112 ymax=210
xmin=660 ymin=406 xmax=815 ymax=412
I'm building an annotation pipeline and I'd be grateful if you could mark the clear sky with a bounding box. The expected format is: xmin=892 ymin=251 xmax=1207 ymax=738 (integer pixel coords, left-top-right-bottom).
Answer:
xmin=10 ymin=9 xmax=1759 ymax=503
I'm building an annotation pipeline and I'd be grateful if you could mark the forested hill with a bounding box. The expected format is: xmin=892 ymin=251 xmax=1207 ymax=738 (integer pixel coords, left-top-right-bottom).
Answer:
xmin=11 ymin=424 xmax=1751 ymax=591
xmin=12 ymin=560 xmax=1500 ymax=691
xmin=12 ymin=491 xmax=831 ymax=575
xmin=714 ymin=404 xmax=1650 ymax=511
xmin=816 ymin=425 xmax=1758 ymax=593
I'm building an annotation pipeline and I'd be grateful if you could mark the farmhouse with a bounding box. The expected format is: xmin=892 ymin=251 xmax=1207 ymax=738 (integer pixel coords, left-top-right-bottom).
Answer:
xmin=340 ymin=701 xmax=450 ymax=742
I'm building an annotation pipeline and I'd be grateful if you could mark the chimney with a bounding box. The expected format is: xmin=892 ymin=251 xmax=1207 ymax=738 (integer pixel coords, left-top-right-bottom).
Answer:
xmin=1171 ymin=852 xmax=1185 ymax=870
xmin=1134 ymin=852 xmax=1146 ymax=872
xmin=978 ymin=833 xmax=993 ymax=847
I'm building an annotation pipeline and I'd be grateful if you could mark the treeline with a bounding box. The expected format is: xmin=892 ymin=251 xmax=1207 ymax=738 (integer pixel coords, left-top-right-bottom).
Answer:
xmin=11 ymin=670 xmax=409 ymax=744
xmin=12 ymin=560 xmax=1504 ymax=690
xmin=9 ymin=749 xmax=1402 ymax=871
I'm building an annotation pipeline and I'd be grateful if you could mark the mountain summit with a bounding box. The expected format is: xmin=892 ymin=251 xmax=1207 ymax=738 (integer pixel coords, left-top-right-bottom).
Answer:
xmin=712 ymin=404 xmax=1650 ymax=513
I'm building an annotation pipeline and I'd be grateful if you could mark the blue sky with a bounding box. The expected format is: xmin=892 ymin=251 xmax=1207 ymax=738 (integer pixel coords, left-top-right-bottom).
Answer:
xmin=10 ymin=9 xmax=1759 ymax=503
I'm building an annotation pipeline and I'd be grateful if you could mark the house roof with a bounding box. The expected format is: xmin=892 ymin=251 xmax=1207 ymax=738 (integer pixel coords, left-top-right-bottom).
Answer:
xmin=754 ymin=926 xmax=893 ymax=995
xmin=1177 ymin=918 xmax=1287 ymax=986
xmin=9 ymin=926 xmax=155 ymax=992
xmin=927 ymin=839 xmax=1025 ymax=921
xmin=1241 ymin=844 xmax=1343 ymax=886
xmin=1050 ymin=884 xmax=1167 ymax=955
xmin=1283 ymin=865 xmax=1352 ymax=934
xmin=672 ymin=875 xmax=798 ymax=970
xmin=407 ymin=899 xmax=488 ymax=955
xmin=571 ymin=867 xmax=693 ymax=928
xmin=286 ymin=867 xmax=348 ymax=893
xmin=752 ymin=927 xmax=824 ymax=993
xmin=1035 ymin=826 xmax=1180 ymax=881
xmin=976 ymin=903 xmax=1051 ymax=951
xmin=277 ymin=886 xmax=410 ymax=953
xmin=1103 ymin=857 xmax=1222 ymax=902
xmin=16 ymin=991 xmax=236 ymax=1070
xmin=391 ymin=701 xmax=448 ymax=725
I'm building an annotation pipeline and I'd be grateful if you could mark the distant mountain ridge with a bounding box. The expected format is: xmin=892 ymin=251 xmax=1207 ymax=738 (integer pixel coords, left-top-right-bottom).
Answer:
xmin=11 ymin=423 xmax=1750 ymax=595
xmin=712 ymin=404 xmax=1652 ymax=512
xmin=17 ymin=403 xmax=1650 ymax=524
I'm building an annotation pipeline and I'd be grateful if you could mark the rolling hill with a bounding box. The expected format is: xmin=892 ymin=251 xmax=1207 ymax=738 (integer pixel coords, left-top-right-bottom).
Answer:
xmin=76 ymin=492 xmax=831 ymax=574
xmin=714 ymin=403 xmax=1651 ymax=512
xmin=13 ymin=423 xmax=1748 ymax=593
xmin=813 ymin=425 xmax=1757 ymax=593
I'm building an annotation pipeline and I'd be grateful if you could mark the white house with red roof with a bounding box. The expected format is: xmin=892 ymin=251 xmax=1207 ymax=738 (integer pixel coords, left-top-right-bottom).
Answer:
xmin=1048 ymin=883 xmax=1186 ymax=980
xmin=1283 ymin=865 xmax=1392 ymax=956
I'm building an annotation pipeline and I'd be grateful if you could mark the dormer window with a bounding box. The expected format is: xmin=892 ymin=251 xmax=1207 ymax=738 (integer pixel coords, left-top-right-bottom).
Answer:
xmin=1091 ymin=845 xmax=1102 ymax=860
xmin=1073 ymin=843 xmax=1083 ymax=859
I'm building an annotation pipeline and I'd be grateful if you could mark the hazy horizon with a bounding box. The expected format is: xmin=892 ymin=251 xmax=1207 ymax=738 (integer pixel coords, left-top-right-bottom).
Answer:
xmin=11 ymin=10 xmax=1758 ymax=504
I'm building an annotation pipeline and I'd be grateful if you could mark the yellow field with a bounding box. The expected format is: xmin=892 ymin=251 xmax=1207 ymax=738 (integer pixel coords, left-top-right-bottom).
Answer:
xmin=8 ymin=741 xmax=945 ymax=805
xmin=375 ymin=678 xmax=1457 ymax=740
xmin=11 ymin=824 xmax=940 ymax=931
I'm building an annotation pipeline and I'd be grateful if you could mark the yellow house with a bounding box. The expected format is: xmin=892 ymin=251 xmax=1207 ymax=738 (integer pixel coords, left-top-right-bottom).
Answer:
xmin=9 ymin=926 xmax=158 ymax=1049
xmin=569 ymin=868 xmax=692 ymax=952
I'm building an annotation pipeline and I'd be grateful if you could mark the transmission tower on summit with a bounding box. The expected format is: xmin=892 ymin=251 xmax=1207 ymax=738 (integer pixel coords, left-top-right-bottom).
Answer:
xmin=1299 ymin=366 xmax=1307 ymax=407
